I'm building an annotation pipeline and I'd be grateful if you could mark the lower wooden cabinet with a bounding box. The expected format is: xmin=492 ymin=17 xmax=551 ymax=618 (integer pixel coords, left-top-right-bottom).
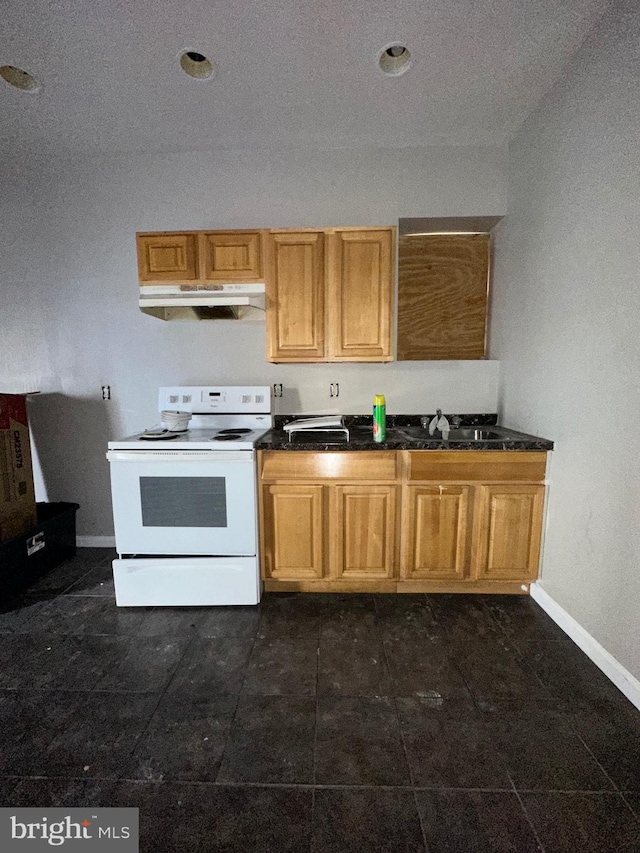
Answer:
xmin=261 ymin=484 xmax=325 ymax=580
xmin=473 ymin=484 xmax=545 ymax=581
xmin=401 ymin=485 xmax=471 ymax=581
xmin=259 ymin=450 xmax=547 ymax=594
xmin=331 ymin=485 xmax=398 ymax=580
xmin=261 ymin=480 xmax=399 ymax=585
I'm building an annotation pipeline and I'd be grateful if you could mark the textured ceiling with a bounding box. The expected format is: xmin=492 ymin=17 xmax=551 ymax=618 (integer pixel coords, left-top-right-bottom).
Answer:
xmin=0 ymin=0 xmax=609 ymax=155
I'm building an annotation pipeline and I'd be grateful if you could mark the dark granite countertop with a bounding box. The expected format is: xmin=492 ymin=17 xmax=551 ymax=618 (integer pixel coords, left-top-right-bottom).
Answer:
xmin=256 ymin=415 xmax=554 ymax=452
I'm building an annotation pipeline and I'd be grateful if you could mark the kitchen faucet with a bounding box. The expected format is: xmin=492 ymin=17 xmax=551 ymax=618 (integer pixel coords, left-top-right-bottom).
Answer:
xmin=422 ymin=409 xmax=451 ymax=435
xmin=421 ymin=410 xmax=462 ymax=431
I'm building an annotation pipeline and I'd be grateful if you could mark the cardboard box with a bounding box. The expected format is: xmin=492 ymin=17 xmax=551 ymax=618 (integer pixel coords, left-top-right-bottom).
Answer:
xmin=0 ymin=394 xmax=37 ymax=543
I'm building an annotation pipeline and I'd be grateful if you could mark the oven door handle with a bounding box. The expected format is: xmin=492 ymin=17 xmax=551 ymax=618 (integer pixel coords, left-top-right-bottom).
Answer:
xmin=106 ymin=450 xmax=254 ymax=462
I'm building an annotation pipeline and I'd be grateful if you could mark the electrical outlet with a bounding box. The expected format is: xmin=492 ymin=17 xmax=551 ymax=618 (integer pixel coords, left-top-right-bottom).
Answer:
xmin=273 ymin=383 xmax=283 ymax=398
xmin=101 ymin=385 xmax=111 ymax=400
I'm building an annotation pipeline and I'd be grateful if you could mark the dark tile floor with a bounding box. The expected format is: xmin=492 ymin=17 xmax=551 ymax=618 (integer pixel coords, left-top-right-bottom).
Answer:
xmin=1 ymin=549 xmax=640 ymax=851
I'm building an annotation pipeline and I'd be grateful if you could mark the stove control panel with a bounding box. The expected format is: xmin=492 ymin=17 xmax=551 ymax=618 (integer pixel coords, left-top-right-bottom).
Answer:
xmin=158 ymin=386 xmax=272 ymax=414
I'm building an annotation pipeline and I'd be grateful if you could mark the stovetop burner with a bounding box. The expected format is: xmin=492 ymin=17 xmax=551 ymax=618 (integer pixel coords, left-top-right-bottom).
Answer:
xmin=108 ymin=385 xmax=273 ymax=453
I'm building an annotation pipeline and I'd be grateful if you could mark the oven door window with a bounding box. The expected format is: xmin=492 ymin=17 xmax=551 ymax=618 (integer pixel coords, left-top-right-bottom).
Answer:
xmin=140 ymin=476 xmax=227 ymax=528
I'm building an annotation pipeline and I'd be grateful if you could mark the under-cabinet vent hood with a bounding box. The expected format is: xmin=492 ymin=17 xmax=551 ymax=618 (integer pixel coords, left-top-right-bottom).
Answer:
xmin=139 ymin=283 xmax=266 ymax=321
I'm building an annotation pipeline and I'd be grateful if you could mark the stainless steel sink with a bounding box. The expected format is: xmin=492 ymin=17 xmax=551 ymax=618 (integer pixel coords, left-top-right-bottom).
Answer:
xmin=398 ymin=426 xmax=503 ymax=442
xmin=447 ymin=428 xmax=503 ymax=441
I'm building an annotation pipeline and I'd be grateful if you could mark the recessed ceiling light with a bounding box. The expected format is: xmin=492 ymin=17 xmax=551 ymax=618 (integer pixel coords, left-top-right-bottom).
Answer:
xmin=179 ymin=50 xmax=214 ymax=80
xmin=0 ymin=65 xmax=41 ymax=92
xmin=378 ymin=44 xmax=412 ymax=77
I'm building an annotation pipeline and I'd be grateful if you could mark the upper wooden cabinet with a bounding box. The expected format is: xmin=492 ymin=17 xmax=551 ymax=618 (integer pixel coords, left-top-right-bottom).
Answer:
xmin=265 ymin=231 xmax=325 ymax=360
xmin=137 ymin=232 xmax=199 ymax=282
xmin=200 ymin=231 xmax=263 ymax=281
xmin=136 ymin=230 xmax=264 ymax=285
xmin=266 ymin=227 xmax=394 ymax=362
xmin=397 ymin=233 xmax=490 ymax=360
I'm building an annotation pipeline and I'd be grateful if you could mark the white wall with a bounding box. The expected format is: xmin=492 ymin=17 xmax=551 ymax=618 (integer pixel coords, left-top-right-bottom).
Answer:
xmin=0 ymin=145 xmax=506 ymax=537
xmin=490 ymin=0 xmax=640 ymax=679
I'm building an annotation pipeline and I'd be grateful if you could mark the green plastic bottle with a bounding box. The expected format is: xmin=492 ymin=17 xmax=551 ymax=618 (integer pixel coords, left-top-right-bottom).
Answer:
xmin=373 ymin=394 xmax=386 ymax=442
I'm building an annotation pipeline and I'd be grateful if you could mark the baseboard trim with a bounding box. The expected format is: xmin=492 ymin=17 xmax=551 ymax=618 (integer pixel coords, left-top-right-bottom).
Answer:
xmin=77 ymin=536 xmax=116 ymax=548
xmin=530 ymin=582 xmax=640 ymax=711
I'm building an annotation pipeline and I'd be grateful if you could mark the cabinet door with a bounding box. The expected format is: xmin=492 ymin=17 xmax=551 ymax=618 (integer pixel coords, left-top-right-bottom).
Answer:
xmin=261 ymin=484 xmax=325 ymax=580
xmin=266 ymin=232 xmax=325 ymax=361
xmin=402 ymin=485 xmax=471 ymax=580
xmin=473 ymin=485 xmax=545 ymax=581
xmin=137 ymin=233 xmax=198 ymax=283
xmin=331 ymin=485 xmax=398 ymax=579
xmin=328 ymin=228 xmax=393 ymax=361
xmin=200 ymin=231 xmax=263 ymax=281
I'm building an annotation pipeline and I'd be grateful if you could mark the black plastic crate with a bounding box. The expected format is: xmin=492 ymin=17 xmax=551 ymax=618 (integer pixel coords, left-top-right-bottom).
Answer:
xmin=0 ymin=502 xmax=79 ymax=600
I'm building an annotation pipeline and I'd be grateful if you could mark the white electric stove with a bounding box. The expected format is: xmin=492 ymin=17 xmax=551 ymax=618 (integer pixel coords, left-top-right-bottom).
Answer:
xmin=106 ymin=386 xmax=273 ymax=607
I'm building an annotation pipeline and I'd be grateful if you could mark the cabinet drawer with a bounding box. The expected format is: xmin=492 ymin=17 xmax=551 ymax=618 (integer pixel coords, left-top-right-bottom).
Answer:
xmin=406 ymin=451 xmax=547 ymax=483
xmin=261 ymin=451 xmax=398 ymax=481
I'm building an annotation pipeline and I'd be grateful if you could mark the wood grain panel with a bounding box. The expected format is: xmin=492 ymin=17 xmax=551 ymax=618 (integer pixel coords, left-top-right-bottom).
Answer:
xmin=397 ymin=233 xmax=489 ymax=360
xmin=331 ymin=485 xmax=398 ymax=579
xmin=473 ymin=485 xmax=545 ymax=580
xmin=265 ymin=231 xmax=325 ymax=361
xmin=261 ymin=451 xmax=398 ymax=481
xmin=264 ymin=579 xmax=399 ymax=592
xmin=261 ymin=484 xmax=325 ymax=579
xmin=137 ymin=232 xmax=198 ymax=282
xmin=200 ymin=231 xmax=263 ymax=281
xmin=396 ymin=580 xmax=531 ymax=594
xmin=265 ymin=579 xmax=531 ymax=594
xmin=328 ymin=228 xmax=393 ymax=361
xmin=406 ymin=451 xmax=547 ymax=483
xmin=402 ymin=485 xmax=470 ymax=579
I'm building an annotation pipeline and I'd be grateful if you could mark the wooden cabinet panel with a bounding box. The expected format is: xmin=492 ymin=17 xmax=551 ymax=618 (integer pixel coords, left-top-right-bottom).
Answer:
xmin=259 ymin=450 xmax=548 ymax=594
xmin=266 ymin=226 xmax=394 ymax=363
xmin=266 ymin=231 xmax=325 ymax=361
xmin=137 ymin=230 xmax=264 ymax=285
xmin=474 ymin=485 xmax=544 ymax=581
xmin=137 ymin=233 xmax=198 ymax=283
xmin=402 ymin=485 xmax=470 ymax=580
xmin=331 ymin=485 xmax=398 ymax=579
xmin=262 ymin=484 xmax=325 ymax=579
xmin=200 ymin=231 xmax=263 ymax=281
xmin=397 ymin=233 xmax=489 ymax=360
xmin=406 ymin=451 xmax=547 ymax=483
xmin=329 ymin=229 xmax=393 ymax=361
xmin=260 ymin=451 xmax=398 ymax=481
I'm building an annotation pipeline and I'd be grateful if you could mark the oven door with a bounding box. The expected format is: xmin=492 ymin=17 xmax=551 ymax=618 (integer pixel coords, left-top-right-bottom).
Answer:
xmin=107 ymin=449 xmax=257 ymax=555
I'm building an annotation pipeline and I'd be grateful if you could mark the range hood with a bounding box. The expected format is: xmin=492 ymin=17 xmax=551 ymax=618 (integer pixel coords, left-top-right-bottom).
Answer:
xmin=139 ymin=283 xmax=266 ymax=321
